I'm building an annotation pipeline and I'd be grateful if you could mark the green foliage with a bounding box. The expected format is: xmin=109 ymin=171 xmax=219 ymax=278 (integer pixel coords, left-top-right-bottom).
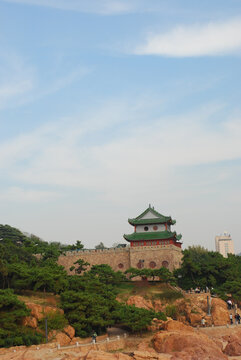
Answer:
xmin=38 ymin=312 xmax=68 ymax=332
xmin=70 ymin=259 xmax=90 ymax=274
xmin=95 ymin=242 xmax=106 ymax=249
xmin=113 ymin=304 xmax=166 ymax=332
xmin=0 ymin=289 xmax=43 ymax=347
xmin=165 ymin=304 xmax=178 ymax=319
xmin=125 ymin=267 xmax=176 ymax=284
xmin=176 ymin=246 xmax=241 ymax=302
xmin=88 ymin=264 xmax=126 ymax=285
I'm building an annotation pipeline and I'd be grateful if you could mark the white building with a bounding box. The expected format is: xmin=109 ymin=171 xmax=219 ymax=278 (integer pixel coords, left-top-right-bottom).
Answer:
xmin=215 ymin=232 xmax=234 ymax=258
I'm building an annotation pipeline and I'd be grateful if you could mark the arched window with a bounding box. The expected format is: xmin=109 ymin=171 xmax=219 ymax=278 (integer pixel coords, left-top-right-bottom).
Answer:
xmin=162 ymin=260 xmax=169 ymax=268
xmin=149 ymin=261 xmax=156 ymax=268
xmin=144 ymin=226 xmax=149 ymax=231
xmin=118 ymin=263 xmax=124 ymax=269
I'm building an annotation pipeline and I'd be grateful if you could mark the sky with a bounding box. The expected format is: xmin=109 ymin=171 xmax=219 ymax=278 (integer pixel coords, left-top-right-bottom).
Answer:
xmin=0 ymin=0 xmax=241 ymax=252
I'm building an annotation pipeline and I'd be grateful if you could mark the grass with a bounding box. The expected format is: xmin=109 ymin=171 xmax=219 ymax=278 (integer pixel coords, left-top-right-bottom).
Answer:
xmin=154 ymin=288 xmax=184 ymax=302
xmin=18 ymin=290 xmax=60 ymax=307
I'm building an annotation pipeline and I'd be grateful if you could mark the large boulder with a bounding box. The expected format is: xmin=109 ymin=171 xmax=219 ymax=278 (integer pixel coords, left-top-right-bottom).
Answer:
xmin=153 ymin=330 xmax=228 ymax=360
xmin=223 ymin=340 xmax=241 ymax=356
xmin=64 ymin=325 xmax=75 ymax=339
xmin=55 ymin=332 xmax=72 ymax=346
xmin=162 ymin=320 xmax=194 ymax=332
xmin=127 ymin=296 xmax=153 ymax=310
xmin=211 ymin=298 xmax=230 ymax=326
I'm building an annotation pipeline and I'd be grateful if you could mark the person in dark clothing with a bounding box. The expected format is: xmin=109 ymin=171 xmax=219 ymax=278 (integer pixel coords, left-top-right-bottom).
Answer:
xmin=92 ymin=331 xmax=97 ymax=343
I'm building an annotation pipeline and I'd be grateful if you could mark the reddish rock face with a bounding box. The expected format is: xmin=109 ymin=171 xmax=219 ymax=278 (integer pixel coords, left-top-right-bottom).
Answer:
xmin=127 ymin=296 xmax=153 ymax=310
xmin=22 ymin=316 xmax=38 ymax=328
xmin=63 ymin=325 xmax=75 ymax=339
xmin=153 ymin=328 xmax=228 ymax=360
xmin=224 ymin=339 xmax=241 ymax=356
xmin=26 ymin=302 xmax=64 ymax=321
xmin=211 ymin=298 xmax=230 ymax=326
xmin=55 ymin=332 xmax=72 ymax=346
xmin=162 ymin=320 xmax=194 ymax=332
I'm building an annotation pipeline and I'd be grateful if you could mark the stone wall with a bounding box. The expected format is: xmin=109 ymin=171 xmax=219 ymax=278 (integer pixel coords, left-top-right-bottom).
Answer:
xmin=58 ymin=245 xmax=182 ymax=274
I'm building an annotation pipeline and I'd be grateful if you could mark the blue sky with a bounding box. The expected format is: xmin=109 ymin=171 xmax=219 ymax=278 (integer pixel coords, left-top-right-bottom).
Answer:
xmin=0 ymin=0 xmax=241 ymax=252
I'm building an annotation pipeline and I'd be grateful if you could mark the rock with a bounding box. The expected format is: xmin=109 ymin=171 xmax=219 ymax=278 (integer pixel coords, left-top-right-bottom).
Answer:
xmin=153 ymin=330 xmax=227 ymax=360
xmin=211 ymin=298 xmax=230 ymax=326
xmin=224 ymin=340 xmax=241 ymax=356
xmin=26 ymin=302 xmax=64 ymax=321
xmin=85 ymin=350 xmax=131 ymax=359
xmin=188 ymin=313 xmax=203 ymax=326
xmin=133 ymin=350 xmax=170 ymax=359
xmin=22 ymin=316 xmax=38 ymax=328
xmin=170 ymin=346 xmax=228 ymax=360
xmin=55 ymin=332 xmax=72 ymax=346
xmin=64 ymin=325 xmax=75 ymax=339
xmin=127 ymin=296 xmax=153 ymax=310
xmin=162 ymin=320 xmax=194 ymax=332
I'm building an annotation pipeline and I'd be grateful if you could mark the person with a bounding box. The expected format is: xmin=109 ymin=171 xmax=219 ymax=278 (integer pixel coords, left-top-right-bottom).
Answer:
xmin=230 ymin=314 xmax=233 ymax=325
xmin=92 ymin=331 xmax=97 ymax=343
xmin=201 ymin=318 xmax=206 ymax=327
xmin=235 ymin=313 xmax=238 ymax=325
xmin=237 ymin=313 xmax=241 ymax=324
xmin=227 ymin=300 xmax=232 ymax=310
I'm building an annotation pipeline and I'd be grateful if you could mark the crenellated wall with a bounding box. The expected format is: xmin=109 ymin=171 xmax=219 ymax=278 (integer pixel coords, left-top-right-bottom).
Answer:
xmin=58 ymin=244 xmax=182 ymax=274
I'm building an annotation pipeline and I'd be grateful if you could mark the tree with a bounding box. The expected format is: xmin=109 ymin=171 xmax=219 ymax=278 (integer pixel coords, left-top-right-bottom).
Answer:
xmin=95 ymin=242 xmax=106 ymax=250
xmin=70 ymin=259 xmax=90 ymax=274
xmin=88 ymin=264 xmax=126 ymax=285
xmin=0 ymin=289 xmax=43 ymax=347
xmin=113 ymin=304 xmax=166 ymax=332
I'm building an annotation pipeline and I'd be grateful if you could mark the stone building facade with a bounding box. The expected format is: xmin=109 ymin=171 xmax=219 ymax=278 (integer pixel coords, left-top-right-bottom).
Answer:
xmin=58 ymin=206 xmax=183 ymax=273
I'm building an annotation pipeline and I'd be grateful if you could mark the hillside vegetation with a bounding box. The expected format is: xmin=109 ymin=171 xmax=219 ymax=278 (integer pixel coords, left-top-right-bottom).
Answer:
xmin=1 ymin=225 xmax=241 ymax=348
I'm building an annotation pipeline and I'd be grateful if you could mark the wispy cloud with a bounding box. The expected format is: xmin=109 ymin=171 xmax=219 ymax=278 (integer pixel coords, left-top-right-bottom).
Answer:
xmin=0 ymin=54 xmax=35 ymax=109
xmin=2 ymin=0 xmax=135 ymax=15
xmin=0 ymin=99 xmax=241 ymax=204
xmin=0 ymin=50 xmax=91 ymax=110
xmin=0 ymin=187 xmax=62 ymax=202
xmin=134 ymin=18 xmax=241 ymax=57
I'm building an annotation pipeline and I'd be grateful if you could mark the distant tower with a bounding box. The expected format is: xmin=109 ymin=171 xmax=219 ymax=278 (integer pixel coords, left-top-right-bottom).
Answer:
xmin=215 ymin=232 xmax=234 ymax=258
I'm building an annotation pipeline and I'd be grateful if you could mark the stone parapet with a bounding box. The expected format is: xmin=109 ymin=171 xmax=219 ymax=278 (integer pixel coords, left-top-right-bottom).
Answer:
xmin=58 ymin=244 xmax=182 ymax=274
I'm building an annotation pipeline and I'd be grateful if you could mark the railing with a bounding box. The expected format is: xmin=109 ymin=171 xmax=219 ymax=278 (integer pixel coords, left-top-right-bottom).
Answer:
xmin=57 ymin=333 xmax=127 ymax=350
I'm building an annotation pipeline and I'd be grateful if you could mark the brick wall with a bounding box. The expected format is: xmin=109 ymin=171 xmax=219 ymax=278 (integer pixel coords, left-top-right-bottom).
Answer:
xmin=58 ymin=245 xmax=182 ymax=274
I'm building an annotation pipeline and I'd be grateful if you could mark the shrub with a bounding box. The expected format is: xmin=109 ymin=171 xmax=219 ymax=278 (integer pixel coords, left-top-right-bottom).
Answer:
xmin=38 ymin=311 xmax=68 ymax=332
xmin=165 ymin=305 xmax=178 ymax=319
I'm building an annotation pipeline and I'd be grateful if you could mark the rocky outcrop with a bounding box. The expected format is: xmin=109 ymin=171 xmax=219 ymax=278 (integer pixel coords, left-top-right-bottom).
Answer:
xmin=127 ymin=296 xmax=153 ymax=310
xmin=64 ymin=325 xmax=75 ymax=339
xmin=22 ymin=316 xmax=38 ymax=328
xmin=153 ymin=321 xmax=228 ymax=360
xmin=223 ymin=340 xmax=241 ymax=356
xmin=211 ymin=298 xmax=230 ymax=326
xmin=26 ymin=302 xmax=64 ymax=321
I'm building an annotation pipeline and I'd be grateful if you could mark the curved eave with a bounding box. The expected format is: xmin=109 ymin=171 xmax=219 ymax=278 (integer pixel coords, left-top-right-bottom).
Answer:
xmin=128 ymin=217 xmax=176 ymax=226
xmin=123 ymin=231 xmax=177 ymax=242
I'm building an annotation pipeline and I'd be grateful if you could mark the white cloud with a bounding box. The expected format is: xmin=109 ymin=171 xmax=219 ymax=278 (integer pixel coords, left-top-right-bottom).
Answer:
xmin=134 ymin=18 xmax=241 ymax=57
xmin=0 ymin=187 xmax=62 ymax=202
xmin=2 ymin=0 xmax=135 ymax=15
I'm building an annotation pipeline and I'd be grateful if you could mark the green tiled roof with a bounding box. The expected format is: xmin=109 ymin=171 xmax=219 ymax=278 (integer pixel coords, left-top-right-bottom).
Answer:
xmin=128 ymin=207 xmax=176 ymax=226
xmin=123 ymin=231 xmax=182 ymax=242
